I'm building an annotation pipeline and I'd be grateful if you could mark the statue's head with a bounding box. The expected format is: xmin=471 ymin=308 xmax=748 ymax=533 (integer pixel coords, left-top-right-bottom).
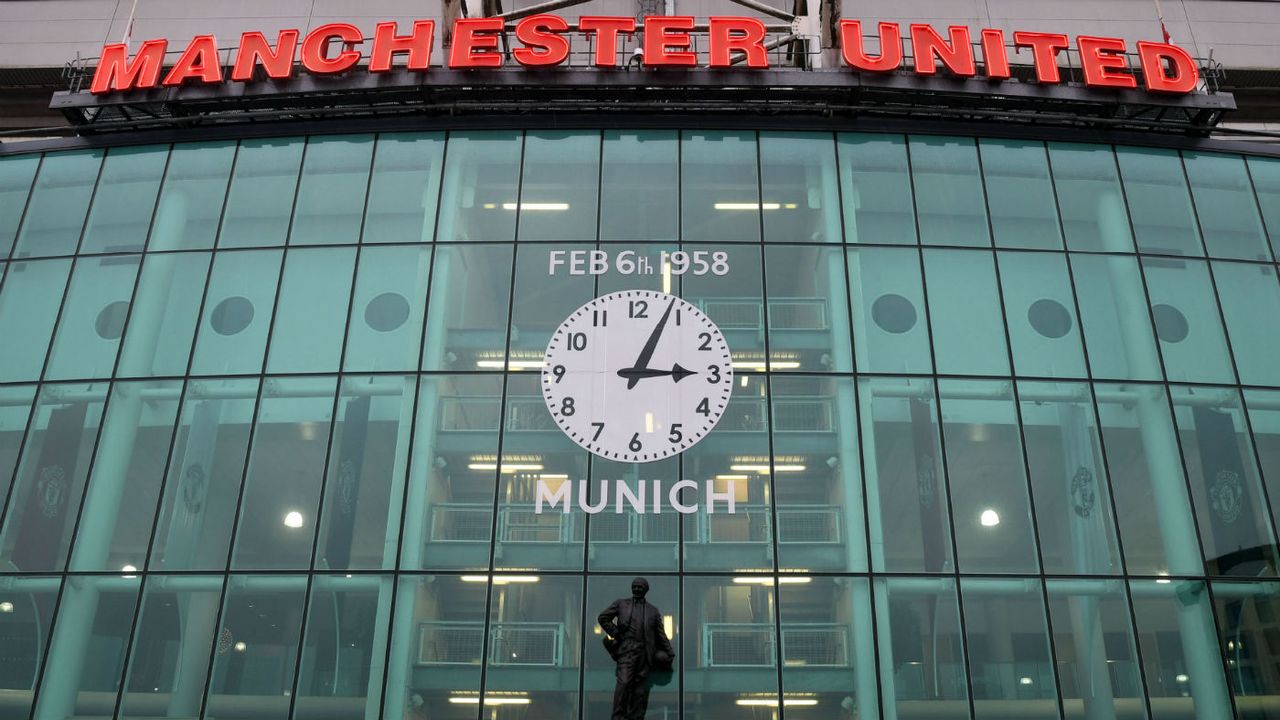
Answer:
xmin=631 ymin=577 xmax=649 ymax=599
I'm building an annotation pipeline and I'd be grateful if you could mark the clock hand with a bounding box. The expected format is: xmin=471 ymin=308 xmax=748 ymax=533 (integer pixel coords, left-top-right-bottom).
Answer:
xmin=624 ymin=298 xmax=677 ymax=390
xmin=616 ymin=363 xmax=697 ymax=383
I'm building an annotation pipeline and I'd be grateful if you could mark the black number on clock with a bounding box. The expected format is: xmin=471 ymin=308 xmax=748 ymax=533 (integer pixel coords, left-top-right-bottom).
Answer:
xmin=629 ymin=300 xmax=649 ymax=319
xmin=697 ymin=332 xmax=712 ymax=351
xmin=669 ymin=424 xmax=683 ymax=443
xmin=629 ymin=433 xmax=643 ymax=452
xmin=593 ymin=310 xmax=607 ymax=327
xmin=591 ymin=422 xmax=605 ymax=441
xmin=552 ymin=365 xmax=566 ymax=383
xmin=707 ymin=365 xmax=721 ymax=383
xmin=561 ymin=397 xmax=576 ymax=416
xmin=696 ymin=398 xmax=710 ymax=416
xmin=568 ymin=332 xmax=587 ymax=351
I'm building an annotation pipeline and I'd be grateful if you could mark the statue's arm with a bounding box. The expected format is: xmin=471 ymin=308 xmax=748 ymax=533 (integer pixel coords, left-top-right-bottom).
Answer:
xmin=598 ymin=600 xmax=621 ymax=637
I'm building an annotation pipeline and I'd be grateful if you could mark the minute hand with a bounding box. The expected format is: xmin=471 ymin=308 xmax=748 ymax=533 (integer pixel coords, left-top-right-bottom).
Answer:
xmin=623 ymin=298 xmax=676 ymax=390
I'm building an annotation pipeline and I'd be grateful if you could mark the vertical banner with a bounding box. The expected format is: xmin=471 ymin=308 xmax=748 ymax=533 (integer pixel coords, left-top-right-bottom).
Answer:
xmin=11 ymin=403 xmax=88 ymax=570
xmin=1192 ymin=406 xmax=1257 ymax=575
xmin=910 ymin=397 xmax=947 ymax=573
xmin=160 ymin=399 xmax=221 ymax=568
xmin=324 ymin=395 xmax=371 ymax=570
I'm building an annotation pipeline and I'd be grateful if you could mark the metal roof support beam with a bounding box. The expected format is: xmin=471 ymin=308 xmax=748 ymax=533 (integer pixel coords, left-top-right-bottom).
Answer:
xmin=726 ymin=0 xmax=795 ymax=24
xmin=731 ymin=34 xmax=798 ymax=66
xmin=495 ymin=0 xmax=594 ymax=21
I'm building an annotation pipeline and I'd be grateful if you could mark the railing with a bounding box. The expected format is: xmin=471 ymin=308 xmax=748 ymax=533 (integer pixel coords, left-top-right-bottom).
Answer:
xmin=697 ymin=298 xmax=828 ymax=331
xmin=591 ymin=512 xmax=679 ymax=544
xmin=418 ymin=621 xmax=564 ymax=667
xmin=703 ymin=623 xmax=852 ymax=668
xmin=782 ymin=624 xmax=850 ymax=667
xmin=418 ymin=621 xmax=483 ymax=665
xmin=694 ymin=505 xmax=842 ymax=545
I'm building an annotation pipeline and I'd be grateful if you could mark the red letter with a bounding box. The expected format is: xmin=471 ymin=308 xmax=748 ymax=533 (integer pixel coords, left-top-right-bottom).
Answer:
xmin=709 ymin=17 xmax=768 ymax=68
xmin=644 ymin=16 xmax=697 ymax=67
xmin=370 ymin=20 xmax=434 ymax=72
xmin=449 ymin=17 xmax=503 ymax=68
xmin=579 ymin=16 xmax=635 ymax=67
xmin=981 ymin=28 xmax=1010 ymax=79
xmin=162 ymin=35 xmax=223 ymax=87
xmin=839 ymin=21 xmax=901 ymax=72
xmin=513 ymin=14 xmax=570 ymax=67
xmin=1078 ymin=36 xmax=1136 ymax=89
xmin=1013 ymin=31 xmax=1069 ymax=83
xmin=1138 ymin=41 xmax=1199 ymax=93
xmin=90 ymin=39 xmax=166 ymax=93
xmin=301 ymin=23 xmax=363 ymax=74
xmin=910 ymin=25 xmax=975 ymax=77
xmin=232 ymin=30 xmax=299 ymax=81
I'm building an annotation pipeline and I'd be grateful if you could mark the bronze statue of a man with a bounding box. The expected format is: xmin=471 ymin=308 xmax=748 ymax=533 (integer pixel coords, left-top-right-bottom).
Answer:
xmin=598 ymin=577 xmax=675 ymax=720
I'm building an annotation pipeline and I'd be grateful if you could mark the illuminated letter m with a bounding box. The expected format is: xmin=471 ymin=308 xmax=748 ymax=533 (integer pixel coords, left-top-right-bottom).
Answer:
xmin=91 ymin=39 xmax=167 ymax=94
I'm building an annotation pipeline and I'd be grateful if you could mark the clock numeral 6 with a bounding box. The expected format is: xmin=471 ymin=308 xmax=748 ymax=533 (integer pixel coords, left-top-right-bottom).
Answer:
xmin=707 ymin=365 xmax=721 ymax=383
xmin=629 ymin=300 xmax=649 ymax=319
xmin=696 ymin=398 xmax=711 ymax=417
xmin=551 ymin=365 xmax=566 ymax=383
xmin=591 ymin=422 xmax=605 ymax=441
xmin=629 ymin=433 xmax=643 ymax=452
xmin=668 ymin=424 xmax=683 ymax=443
xmin=697 ymin=332 xmax=712 ymax=351
xmin=567 ymin=332 xmax=588 ymax=351
xmin=560 ymin=397 xmax=576 ymax=416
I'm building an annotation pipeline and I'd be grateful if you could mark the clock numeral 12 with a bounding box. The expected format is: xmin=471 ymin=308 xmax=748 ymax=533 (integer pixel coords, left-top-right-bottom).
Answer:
xmin=628 ymin=300 xmax=649 ymax=319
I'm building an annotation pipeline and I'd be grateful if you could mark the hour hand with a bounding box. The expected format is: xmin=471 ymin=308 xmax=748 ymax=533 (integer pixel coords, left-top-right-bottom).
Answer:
xmin=625 ymin=298 xmax=677 ymax=389
xmin=616 ymin=363 xmax=696 ymax=384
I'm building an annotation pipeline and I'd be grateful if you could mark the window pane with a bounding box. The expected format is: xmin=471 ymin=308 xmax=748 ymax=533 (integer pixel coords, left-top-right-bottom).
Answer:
xmin=1045 ymin=579 xmax=1148 ymax=720
xmin=1142 ymin=257 xmax=1235 ymax=384
xmin=1245 ymin=389 xmax=1280 ymax=551
xmin=13 ymin=149 xmax=102 ymax=258
xmin=421 ymin=243 xmax=513 ymax=371
xmin=117 ymin=574 xmax=224 ymax=719
xmin=1095 ymin=382 xmax=1201 ymax=575
xmin=1019 ymin=381 xmax=1123 ymax=575
xmin=231 ymin=377 xmax=336 ymax=571
xmin=682 ymin=131 xmax=760 ymax=243
xmin=998 ymin=251 xmax=1087 ymax=378
xmin=1048 ymin=143 xmax=1133 ymax=253
xmin=217 ymin=138 xmax=304 ymax=248
xmin=344 ymin=246 xmax=430 ymax=372
xmin=0 ymin=383 xmax=105 ymax=572
xmin=1130 ymin=579 xmax=1233 ymax=718
xmin=684 ymin=576 xmax=778 ymax=716
xmin=80 ymin=146 xmax=167 ymax=254
xmin=1213 ymin=580 xmax=1280 ymax=719
xmin=764 ymin=245 xmax=852 ymax=372
xmin=860 ymin=377 xmax=954 ymax=573
xmin=383 ymin=575 xmax=486 ymax=717
xmin=149 ymin=378 xmax=259 ymax=571
xmin=1185 ymin=152 xmax=1271 ymax=261
xmin=0 ymin=576 xmax=61 ymax=719
xmin=117 ymin=251 xmax=211 ymax=378
xmin=585 ymin=576 xmax=679 ymax=718
xmin=875 ymin=577 xmax=970 ymax=719
xmin=760 ymin=131 xmax=841 ymax=243
xmin=961 ymin=578 xmax=1058 ymax=719
xmin=315 ymin=376 xmax=416 ymax=571
xmin=0 ymin=385 xmax=37 ymax=512
xmin=939 ymin=379 xmax=1040 ymax=574
xmin=780 ymin=576 xmax=876 ymax=714
xmin=1117 ymin=147 xmax=1203 ymax=256
xmin=0 ymin=154 xmax=38 ymax=259
xmin=189 ymin=249 xmax=282 ymax=376
xmin=0 ymin=258 xmax=72 ymax=381
xmin=507 ymin=242 xmax=597 ymax=360
xmin=1069 ymin=254 xmax=1161 ymax=381
xmin=838 ymin=132 xmax=916 ymax=244
xmin=980 ymin=139 xmax=1063 ymax=250
xmin=290 ymin=135 xmax=373 ymax=246
xmin=436 ymin=131 xmax=522 ymax=242
xmin=772 ymin=376 xmax=866 ymax=571
xmin=203 ymin=575 xmax=307 ymax=720
xmin=517 ymin=131 xmax=599 ymax=242
xmin=910 ymin=136 xmax=990 ymax=247
xmin=148 ymin=141 xmax=235 ymax=251
xmin=586 ymin=456 xmax=679 ymax=572
xmin=68 ymin=379 xmax=183 ymax=572
xmin=292 ymin=575 xmax=391 ymax=720
xmin=924 ymin=249 xmax=1010 ymax=376
xmin=1246 ymin=156 xmax=1280 ymax=258
xmin=684 ymin=245 xmax=765 ymax=368
xmin=600 ymin=130 xmax=678 ymax=242
xmin=33 ymin=575 xmax=141 ymax=720
xmin=848 ymin=246 xmax=933 ymax=374
xmin=482 ymin=575 xmax=582 ymax=714
xmin=44 ymin=254 xmax=141 ymax=381
xmin=1211 ymin=261 xmax=1280 ymax=386
xmin=363 ymin=132 xmax=444 ymax=244
xmin=265 ymin=247 xmax=356 ymax=374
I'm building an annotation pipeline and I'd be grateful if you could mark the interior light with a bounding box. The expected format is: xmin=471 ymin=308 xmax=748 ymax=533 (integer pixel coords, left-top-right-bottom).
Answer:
xmin=283 ymin=511 xmax=305 ymax=529
xmin=740 ymin=375 xmax=749 ymax=387
xmin=449 ymin=695 xmax=532 ymax=705
xmin=467 ymin=462 xmax=545 ymax=473
xmin=735 ymin=697 xmax=819 ymax=707
xmin=1175 ymin=674 xmax=1190 ymax=683
xmin=0 ymin=602 xmax=13 ymax=613
xmin=460 ymin=575 xmax=540 ymax=585
xmin=730 ymin=360 xmax=801 ymax=370
xmin=732 ymin=576 xmax=811 ymax=585
xmin=664 ymin=614 xmax=675 ymax=639
xmin=234 ymin=641 xmax=247 ymax=653
xmin=979 ymin=509 xmax=1000 ymax=527
xmin=714 ymin=474 xmax=750 ymax=481
xmin=729 ymin=464 xmax=806 ymax=474
xmin=502 ymin=202 xmax=569 ymax=211
xmin=475 ymin=359 xmax=544 ymax=370
xmin=1019 ymin=677 xmax=1033 ymax=685
xmin=714 ymin=203 xmax=781 ymax=211
xmin=121 ymin=564 xmax=138 ymax=574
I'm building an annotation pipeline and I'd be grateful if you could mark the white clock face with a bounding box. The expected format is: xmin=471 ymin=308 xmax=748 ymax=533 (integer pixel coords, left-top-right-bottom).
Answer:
xmin=542 ymin=290 xmax=734 ymax=463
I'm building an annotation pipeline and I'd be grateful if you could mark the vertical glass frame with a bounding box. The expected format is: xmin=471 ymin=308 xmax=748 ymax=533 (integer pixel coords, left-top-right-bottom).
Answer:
xmin=1116 ymin=147 xmax=1204 ymax=256
xmin=838 ymin=132 xmax=917 ymax=244
xmin=216 ymin=138 xmax=304 ymax=249
xmin=909 ymin=135 xmax=991 ymax=248
xmin=0 ymin=257 xmax=73 ymax=382
xmin=79 ymin=145 xmax=168 ymax=255
xmin=516 ymin=131 xmax=601 ymax=242
xmin=288 ymin=134 xmax=374 ymax=246
xmin=12 ymin=149 xmax=103 ymax=259
xmin=923 ymin=249 xmax=1010 ymax=377
xmin=435 ymin=131 xmax=523 ymax=243
xmin=1048 ymin=142 xmax=1134 ymax=253
xmin=599 ymin=130 xmax=678 ymax=242
xmin=43 ymin=254 xmax=141 ymax=381
xmin=148 ymin=140 xmax=236 ymax=251
xmin=188 ymin=249 xmax=283 ymax=377
xmin=362 ymin=132 xmax=445 ymax=244
xmin=980 ymin=138 xmax=1064 ymax=250
xmin=0 ymin=154 xmax=39 ymax=259
xmin=681 ymin=131 xmax=761 ymax=243
xmin=1183 ymin=152 xmax=1271 ymax=261
xmin=847 ymin=246 xmax=933 ymax=374
xmin=759 ymin=131 xmax=842 ymax=243
xmin=997 ymin=251 xmax=1088 ymax=379
xmin=264 ymin=246 xmax=356 ymax=374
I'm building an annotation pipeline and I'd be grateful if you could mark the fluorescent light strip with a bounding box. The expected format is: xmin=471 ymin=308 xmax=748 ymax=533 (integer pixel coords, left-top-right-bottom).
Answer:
xmin=735 ymin=698 xmax=819 ymax=707
xmin=502 ymin=202 xmax=569 ymax=211
xmin=448 ymin=697 xmax=533 ymax=705
xmin=467 ymin=463 xmax=545 ymax=472
xmin=475 ymin=360 xmax=545 ymax=370
xmin=729 ymin=464 xmax=806 ymax=473
xmin=730 ymin=361 xmax=802 ymax=370
xmin=732 ymin=576 xmax=813 ymax=585
xmin=460 ymin=576 xmax=541 ymax=585
xmin=715 ymin=202 xmax=781 ymax=211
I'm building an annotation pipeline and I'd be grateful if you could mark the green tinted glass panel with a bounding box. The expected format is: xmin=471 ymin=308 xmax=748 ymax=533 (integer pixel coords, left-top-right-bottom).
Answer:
xmin=875 ymin=577 xmax=969 ymax=716
xmin=217 ymin=138 xmax=303 ymax=248
xmin=13 ymin=149 xmax=102 ymax=258
xmin=1245 ymin=389 xmax=1280 ymax=551
xmin=1045 ymin=579 xmax=1149 ymax=720
xmin=383 ymin=576 xmax=485 ymax=716
xmin=600 ymin=130 xmax=678 ymax=241
xmin=68 ymin=379 xmax=183 ymax=572
xmin=421 ymin=243 xmax=513 ymax=371
xmin=760 ymin=131 xmax=841 ymax=243
xmin=0 ymin=258 xmax=71 ymax=381
xmin=683 ymin=245 xmax=765 ymax=366
xmin=343 ymin=245 xmax=431 ymax=373
xmin=1130 ymin=579 xmax=1233 ymax=717
xmin=362 ymin=132 xmax=444 ymax=243
xmin=266 ymin=247 xmax=356 ymax=374
xmin=997 ymin=251 xmax=1087 ymax=378
xmin=1212 ymin=261 xmax=1280 ymax=386
xmin=779 ymin=577 xmax=876 ymax=714
xmin=923 ymin=249 xmax=1009 ymax=376
xmin=1247 ymin=156 xmax=1280 ymax=258
xmin=1142 ymin=257 xmax=1234 ymax=384
xmin=0 ymin=576 xmax=61 ymax=718
xmin=204 ymin=575 xmax=307 ymax=720
xmin=1184 ymin=152 xmax=1271 ymax=261
xmin=231 ymin=376 xmax=336 ymax=570
xmin=116 ymin=251 xmax=211 ymax=377
xmin=292 ymin=575 xmax=390 ymax=720
xmin=910 ymin=136 xmax=990 ymax=247
xmin=149 ymin=378 xmax=259 ymax=571
xmin=585 ymin=576 xmax=679 ymax=716
xmin=586 ymin=456 xmax=679 ymax=572
xmin=80 ymin=146 xmax=167 ymax=254
xmin=764 ymin=245 xmax=852 ymax=372
xmin=507 ymin=243 xmax=596 ymax=360
xmin=517 ymin=131 xmax=600 ymax=242
xmin=1212 ymin=580 xmax=1280 ymax=717
xmin=682 ymin=131 xmax=760 ymax=242
xmin=482 ymin=575 xmax=582 ymax=712
xmin=0 ymin=385 xmax=37 ymax=513
xmin=148 ymin=141 xmax=235 ymax=251
xmin=1117 ymin=147 xmax=1203 ymax=256
xmin=290 ymin=134 xmax=373 ymax=245
xmin=683 ymin=576 xmax=776 ymax=713
xmin=1048 ymin=143 xmax=1133 ymax=252
xmin=961 ymin=579 xmax=1058 ymax=717
xmin=44 ymin=254 xmax=140 ymax=381
xmin=1069 ymin=254 xmax=1161 ymax=381
xmin=0 ymin=154 xmax=39 ymax=259
xmin=189 ymin=249 xmax=282 ymax=376
xmin=980 ymin=138 xmax=1063 ymax=249
xmin=838 ymin=133 xmax=916 ymax=244
xmin=847 ymin=246 xmax=932 ymax=374
xmin=436 ymin=131 xmax=522 ymax=242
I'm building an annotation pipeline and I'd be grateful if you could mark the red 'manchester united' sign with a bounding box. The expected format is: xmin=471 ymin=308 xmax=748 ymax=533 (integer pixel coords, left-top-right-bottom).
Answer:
xmin=89 ymin=16 xmax=1201 ymax=96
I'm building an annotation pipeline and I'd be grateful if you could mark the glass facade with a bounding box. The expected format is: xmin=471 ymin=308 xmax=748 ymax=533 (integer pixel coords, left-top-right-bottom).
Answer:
xmin=0 ymin=129 xmax=1278 ymax=719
